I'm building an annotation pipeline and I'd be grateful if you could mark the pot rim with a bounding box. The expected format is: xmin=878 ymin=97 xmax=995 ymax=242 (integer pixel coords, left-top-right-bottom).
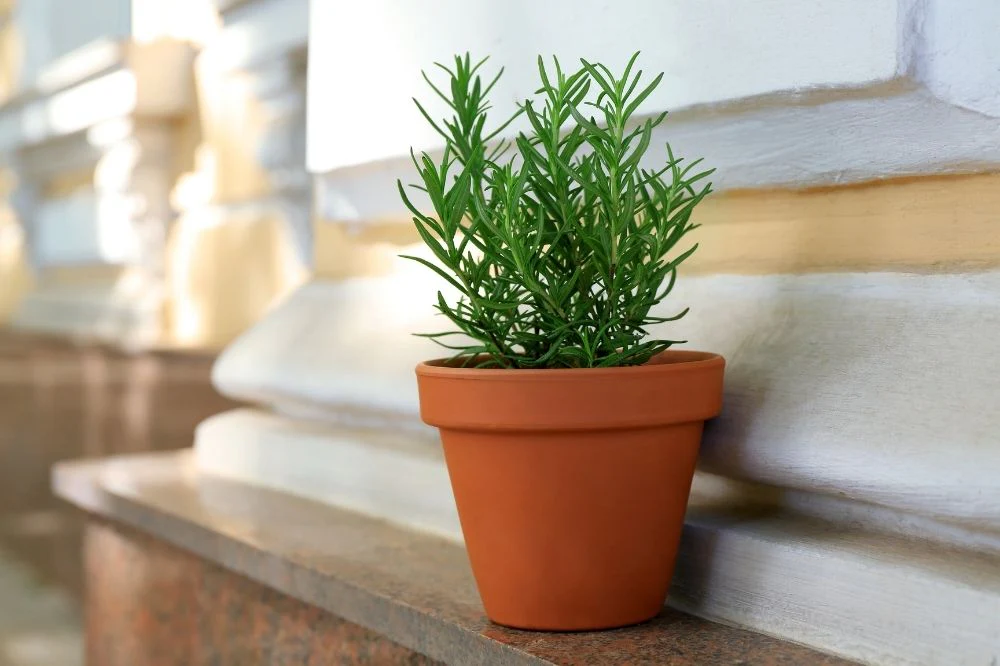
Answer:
xmin=415 ymin=350 xmax=725 ymax=430
xmin=416 ymin=349 xmax=723 ymax=381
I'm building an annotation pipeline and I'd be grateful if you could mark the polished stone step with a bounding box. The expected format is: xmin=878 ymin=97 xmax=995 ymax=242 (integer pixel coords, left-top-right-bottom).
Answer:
xmin=54 ymin=451 xmax=853 ymax=666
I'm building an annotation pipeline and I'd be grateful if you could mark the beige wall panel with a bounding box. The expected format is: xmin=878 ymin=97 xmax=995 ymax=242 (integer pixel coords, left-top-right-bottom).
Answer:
xmin=315 ymin=173 xmax=1000 ymax=279
xmin=0 ymin=16 xmax=19 ymax=105
xmin=0 ymin=210 xmax=32 ymax=322
xmin=688 ymin=173 xmax=1000 ymax=275
xmin=41 ymin=169 xmax=94 ymax=198
xmin=170 ymin=101 xmax=202 ymax=189
xmin=165 ymin=209 xmax=306 ymax=351
xmin=192 ymin=60 xmax=271 ymax=204
xmin=314 ymin=222 xmax=420 ymax=280
xmin=38 ymin=265 xmax=126 ymax=286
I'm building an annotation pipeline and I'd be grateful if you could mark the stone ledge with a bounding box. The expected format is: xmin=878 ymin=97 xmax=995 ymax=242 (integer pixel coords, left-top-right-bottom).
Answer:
xmin=52 ymin=451 xmax=850 ymax=666
xmin=190 ymin=408 xmax=1000 ymax=665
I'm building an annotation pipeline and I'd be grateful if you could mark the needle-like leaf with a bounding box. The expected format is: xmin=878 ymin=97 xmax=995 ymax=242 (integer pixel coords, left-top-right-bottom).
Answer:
xmin=401 ymin=52 xmax=712 ymax=368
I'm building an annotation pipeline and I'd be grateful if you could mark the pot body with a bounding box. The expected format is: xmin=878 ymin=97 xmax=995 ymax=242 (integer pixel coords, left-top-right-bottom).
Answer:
xmin=415 ymin=351 xmax=725 ymax=631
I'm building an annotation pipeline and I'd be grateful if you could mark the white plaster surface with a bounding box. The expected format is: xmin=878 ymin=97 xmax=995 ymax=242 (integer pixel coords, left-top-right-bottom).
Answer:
xmin=673 ymin=506 xmax=1000 ymax=666
xmin=213 ymin=269 xmax=1000 ymax=533
xmin=212 ymin=264 xmax=452 ymax=418
xmin=664 ymin=271 xmax=1000 ymax=533
xmin=307 ymin=0 xmax=902 ymax=173
xmin=916 ymin=0 xmax=1000 ymax=117
xmin=318 ymin=87 xmax=1000 ymax=221
xmin=194 ymin=408 xmax=460 ymax=540
xmin=309 ymin=0 xmax=1000 ymax=214
xmin=203 ymin=0 xmax=308 ymax=73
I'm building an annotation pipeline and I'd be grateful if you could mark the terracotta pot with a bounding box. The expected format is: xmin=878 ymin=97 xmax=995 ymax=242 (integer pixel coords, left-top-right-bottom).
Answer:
xmin=415 ymin=350 xmax=725 ymax=631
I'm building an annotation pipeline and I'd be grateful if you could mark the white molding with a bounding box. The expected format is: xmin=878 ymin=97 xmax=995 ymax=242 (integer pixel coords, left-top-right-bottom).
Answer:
xmin=672 ymin=505 xmax=1000 ymax=666
xmin=12 ymin=131 xmax=104 ymax=182
xmin=913 ymin=0 xmax=1000 ymax=117
xmin=194 ymin=408 xmax=459 ymax=540
xmin=0 ymin=69 xmax=136 ymax=154
xmin=307 ymin=0 xmax=1000 ymax=215
xmin=32 ymin=38 xmax=125 ymax=96
xmin=211 ymin=274 xmax=447 ymax=417
xmin=0 ymin=35 xmax=192 ymax=346
xmin=212 ymin=269 xmax=1000 ymax=534
xmin=202 ymin=0 xmax=308 ymax=74
xmin=317 ymin=86 xmax=1000 ymax=222
xmin=11 ymin=118 xmax=176 ymax=273
xmin=33 ymin=190 xmax=139 ymax=265
xmin=664 ymin=271 xmax=1000 ymax=532
xmin=211 ymin=0 xmax=252 ymax=11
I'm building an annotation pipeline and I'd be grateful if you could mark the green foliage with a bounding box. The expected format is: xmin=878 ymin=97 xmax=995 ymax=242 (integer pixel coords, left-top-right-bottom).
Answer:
xmin=399 ymin=53 xmax=713 ymax=369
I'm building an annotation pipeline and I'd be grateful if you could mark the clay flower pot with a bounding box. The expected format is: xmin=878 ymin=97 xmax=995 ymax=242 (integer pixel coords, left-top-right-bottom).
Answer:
xmin=415 ymin=350 xmax=725 ymax=631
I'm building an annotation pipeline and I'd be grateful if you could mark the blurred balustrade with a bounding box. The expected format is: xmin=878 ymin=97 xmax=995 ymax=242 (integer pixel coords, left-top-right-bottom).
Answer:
xmin=0 ymin=0 xmax=315 ymax=594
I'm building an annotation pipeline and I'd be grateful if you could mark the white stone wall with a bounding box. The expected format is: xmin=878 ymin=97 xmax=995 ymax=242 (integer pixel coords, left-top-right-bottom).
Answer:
xmin=307 ymin=0 xmax=1000 ymax=222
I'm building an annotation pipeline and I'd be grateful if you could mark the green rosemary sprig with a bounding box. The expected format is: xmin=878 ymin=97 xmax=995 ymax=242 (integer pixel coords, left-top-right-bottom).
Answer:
xmin=400 ymin=52 xmax=713 ymax=369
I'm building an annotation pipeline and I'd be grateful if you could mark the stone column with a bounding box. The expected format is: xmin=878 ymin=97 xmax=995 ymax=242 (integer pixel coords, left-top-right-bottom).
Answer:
xmin=164 ymin=0 xmax=309 ymax=350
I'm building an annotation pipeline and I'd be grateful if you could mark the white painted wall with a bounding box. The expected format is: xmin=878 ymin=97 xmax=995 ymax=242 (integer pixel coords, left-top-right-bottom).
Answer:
xmin=307 ymin=0 xmax=902 ymax=173
xmin=13 ymin=0 xmax=130 ymax=95
xmin=307 ymin=0 xmax=1000 ymax=220
xmin=317 ymin=87 xmax=1000 ymax=222
xmin=914 ymin=0 xmax=1000 ymax=117
xmin=201 ymin=0 xmax=307 ymax=73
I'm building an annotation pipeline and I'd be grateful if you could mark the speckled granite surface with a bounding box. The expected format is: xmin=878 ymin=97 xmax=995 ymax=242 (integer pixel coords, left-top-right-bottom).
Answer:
xmin=54 ymin=451 xmax=855 ymax=665
xmin=86 ymin=521 xmax=435 ymax=665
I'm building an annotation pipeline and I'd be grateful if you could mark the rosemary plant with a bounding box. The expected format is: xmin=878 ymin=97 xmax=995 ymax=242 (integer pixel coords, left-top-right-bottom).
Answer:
xmin=400 ymin=53 xmax=713 ymax=369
